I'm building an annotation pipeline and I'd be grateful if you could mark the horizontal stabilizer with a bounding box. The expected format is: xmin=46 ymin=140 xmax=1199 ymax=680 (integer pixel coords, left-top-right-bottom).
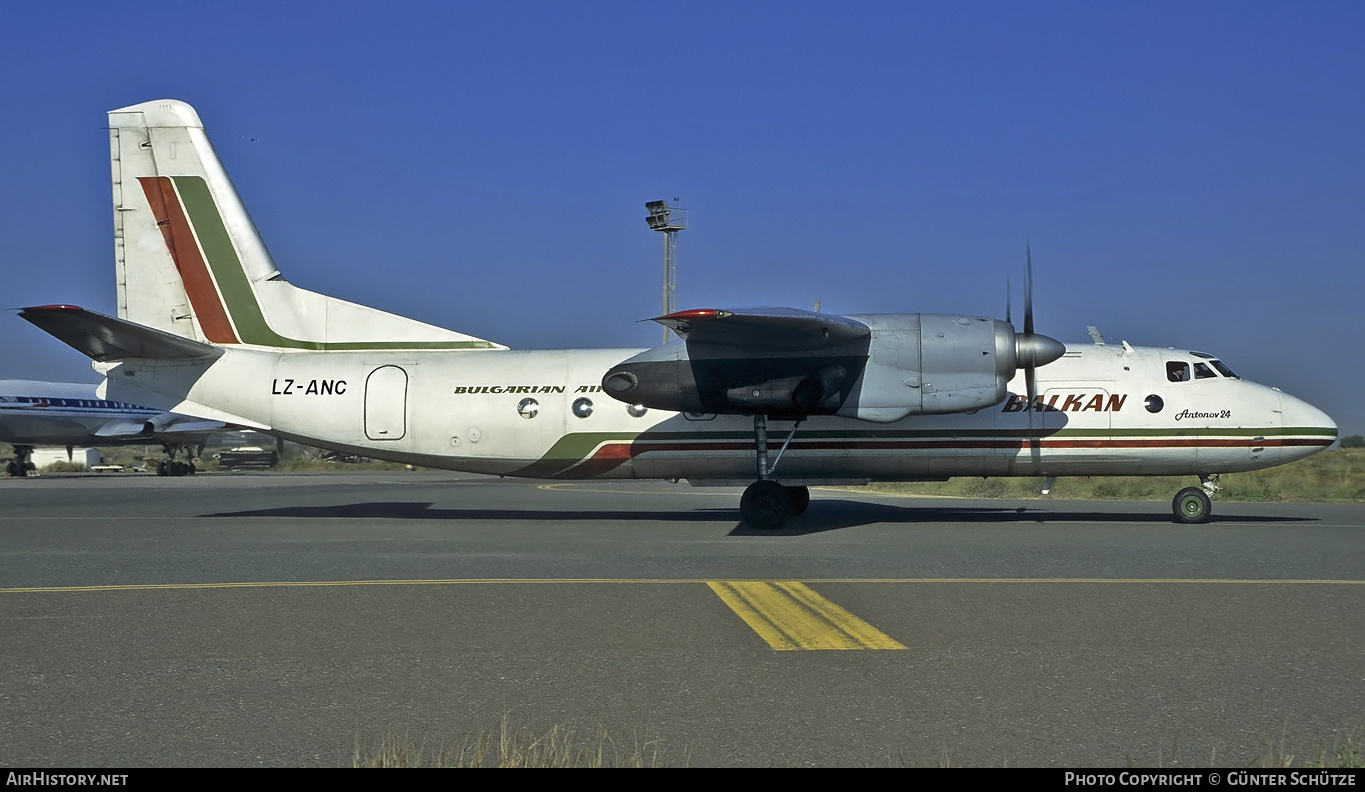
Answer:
xmin=18 ymin=305 xmax=222 ymax=362
xmin=651 ymin=307 xmax=870 ymax=348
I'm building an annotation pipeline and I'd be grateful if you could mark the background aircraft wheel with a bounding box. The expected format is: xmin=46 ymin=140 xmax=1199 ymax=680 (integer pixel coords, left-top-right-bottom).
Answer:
xmin=187 ymin=462 xmax=196 ymax=475
xmin=1172 ymin=487 xmax=1212 ymax=524
xmin=741 ymin=480 xmax=793 ymax=530
xmin=5 ymin=461 xmax=19 ymax=477
xmin=156 ymin=460 xmax=168 ymax=477
xmin=787 ymin=485 xmax=810 ymax=515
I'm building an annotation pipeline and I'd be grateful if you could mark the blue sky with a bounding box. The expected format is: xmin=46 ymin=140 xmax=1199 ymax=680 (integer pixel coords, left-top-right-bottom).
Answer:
xmin=3 ymin=2 xmax=1362 ymax=434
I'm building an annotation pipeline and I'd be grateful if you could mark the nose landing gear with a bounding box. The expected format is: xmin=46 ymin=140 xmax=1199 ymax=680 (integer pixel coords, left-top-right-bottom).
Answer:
xmin=1172 ymin=474 xmax=1220 ymax=524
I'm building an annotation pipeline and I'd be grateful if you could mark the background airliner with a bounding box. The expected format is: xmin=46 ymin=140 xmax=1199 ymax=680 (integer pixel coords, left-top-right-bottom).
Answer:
xmin=1 ymin=379 xmax=224 ymax=476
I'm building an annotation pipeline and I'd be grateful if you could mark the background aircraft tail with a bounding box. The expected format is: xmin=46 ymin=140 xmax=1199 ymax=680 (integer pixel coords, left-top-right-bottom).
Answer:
xmin=108 ymin=99 xmax=504 ymax=351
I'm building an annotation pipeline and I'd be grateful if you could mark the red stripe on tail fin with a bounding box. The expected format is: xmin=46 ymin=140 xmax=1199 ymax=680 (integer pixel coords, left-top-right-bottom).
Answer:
xmin=138 ymin=176 xmax=239 ymax=344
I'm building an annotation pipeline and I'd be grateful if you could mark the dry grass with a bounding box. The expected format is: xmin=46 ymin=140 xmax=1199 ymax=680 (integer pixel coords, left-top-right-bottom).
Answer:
xmin=1130 ymin=725 xmax=1365 ymax=769
xmin=863 ymin=448 xmax=1365 ymax=503
xmin=353 ymin=716 xmax=681 ymax=768
xmin=352 ymin=719 xmax=1363 ymax=768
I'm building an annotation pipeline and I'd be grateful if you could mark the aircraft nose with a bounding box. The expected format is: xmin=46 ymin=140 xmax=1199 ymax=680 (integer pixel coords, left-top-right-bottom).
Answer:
xmin=1279 ymin=391 xmax=1337 ymax=444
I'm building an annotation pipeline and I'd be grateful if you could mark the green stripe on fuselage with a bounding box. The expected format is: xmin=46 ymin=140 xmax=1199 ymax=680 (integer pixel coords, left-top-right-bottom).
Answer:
xmin=173 ymin=176 xmax=496 ymax=350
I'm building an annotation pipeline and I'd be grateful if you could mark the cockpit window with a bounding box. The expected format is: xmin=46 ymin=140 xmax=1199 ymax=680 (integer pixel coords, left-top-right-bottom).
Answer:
xmin=1166 ymin=361 xmax=1190 ymax=382
xmin=1193 ymin=362 xmax=1217 ymax=379
xmin=1210 ymin=360 xmax=1239 ymax=379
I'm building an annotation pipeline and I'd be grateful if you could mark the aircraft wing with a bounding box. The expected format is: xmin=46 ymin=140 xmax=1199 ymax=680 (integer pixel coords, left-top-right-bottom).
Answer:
xmin=147 ymin=414 xmax=228 ymax=435
xmin=651 ymin=307 xmax=870 ymax=349
xmin=90 ymin=419 xmax=155 ymax=438
xmin=92 ymin=413 xmax=228 ymax=438
xmin=18 ymin=305 xmax=221 ymax=362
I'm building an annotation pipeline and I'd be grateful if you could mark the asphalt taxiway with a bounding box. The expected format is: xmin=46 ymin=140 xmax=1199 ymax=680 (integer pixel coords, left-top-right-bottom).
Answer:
xmin=2 ymin=472 xmax=1362 ymax=766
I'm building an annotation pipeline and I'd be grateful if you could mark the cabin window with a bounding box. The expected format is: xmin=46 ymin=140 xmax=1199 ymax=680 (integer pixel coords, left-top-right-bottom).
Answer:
xmin=1166 ymin=362 xmax=1190 ymax=382
xmin=627 ymin=404 xmax=648 ymax=418
xmin=1193 ymin=362 xmax=1217 ymax=379
xmin=572 ymin=398 xmax=594 ymax=418
xmin=1145 ymin=394 xmax=1164 ymax=413
xmin=517 ymin=398 xmax=540 ymax=419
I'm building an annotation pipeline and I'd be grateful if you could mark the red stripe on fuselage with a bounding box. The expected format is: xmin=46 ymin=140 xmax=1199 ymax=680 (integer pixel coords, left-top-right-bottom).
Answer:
xmin=138 ymin=176 xmax=238 ymax=344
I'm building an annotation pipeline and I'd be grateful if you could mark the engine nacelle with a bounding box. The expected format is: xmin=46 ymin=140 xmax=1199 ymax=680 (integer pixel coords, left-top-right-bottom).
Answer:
xmin=836 ymin=314 xmax=1017 ymax=421
xmin=603 ymin=312 xmax=1037 ymax=423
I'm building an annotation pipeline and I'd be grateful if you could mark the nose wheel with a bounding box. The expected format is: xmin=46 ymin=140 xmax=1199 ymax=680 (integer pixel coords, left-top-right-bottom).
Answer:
xmin=1172 ymin=488 xmax=1211 ymax=523
xmin=1172 ymin=475 xmax=1220 ymax=524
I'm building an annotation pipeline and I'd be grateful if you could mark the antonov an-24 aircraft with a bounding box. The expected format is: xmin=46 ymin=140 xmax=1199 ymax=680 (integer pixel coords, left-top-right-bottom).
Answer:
xmin=19 ymin=100 xmax=1337 ymax=528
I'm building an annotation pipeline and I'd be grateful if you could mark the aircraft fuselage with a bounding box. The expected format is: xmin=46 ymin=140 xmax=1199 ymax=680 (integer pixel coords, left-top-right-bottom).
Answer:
xmin=0 ymin=380 xmax=158 ymax=448
xmin=99 ymin=341 xmax=1335 ymax=483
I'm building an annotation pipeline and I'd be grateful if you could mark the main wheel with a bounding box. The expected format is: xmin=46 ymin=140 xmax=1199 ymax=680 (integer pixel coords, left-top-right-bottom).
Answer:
xmin=787 ymin=485 xmax=810 ymax=515
xmin=1172 ymin=487 xmax=1212 ymax=524
xmin=741 ymin=480 xmax=794 ymax=530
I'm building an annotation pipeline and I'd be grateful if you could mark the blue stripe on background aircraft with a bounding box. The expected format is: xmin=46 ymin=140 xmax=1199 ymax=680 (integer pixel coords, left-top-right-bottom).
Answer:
xmin=1 ymin=379 xmax=225 ymax=476
xmin=14 ymin=99 xmax=1339 ymax=525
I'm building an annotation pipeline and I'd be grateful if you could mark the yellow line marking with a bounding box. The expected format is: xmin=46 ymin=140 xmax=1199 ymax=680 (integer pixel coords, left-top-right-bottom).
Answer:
xmin=707 ymin=581 xmax=905 ymax=651
xmin=1 ymin=578 xmax=1361 ymax=594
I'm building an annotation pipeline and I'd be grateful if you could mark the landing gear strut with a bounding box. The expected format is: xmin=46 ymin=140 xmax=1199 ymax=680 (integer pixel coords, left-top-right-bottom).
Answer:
xmin=739 ymin=415 xmax=806 ymax=530
xmin=5 ymin=445 xmax=36 ymax=477
xmin=155 ymin=443 xmax=200 ymax=477
xmin=1172 ymin=474 xmax=1220 ymax=524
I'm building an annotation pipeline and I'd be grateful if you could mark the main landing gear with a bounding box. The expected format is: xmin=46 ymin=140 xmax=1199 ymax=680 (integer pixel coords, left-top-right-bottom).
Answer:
xmin=739 ymin=415 xmax=809 ymax=530
xmin=155 ymin=443 xmax=203 ymax=477
xmin=5 ymin=445 xmax=36 ymax=477
xmin=1172 ymin=474 xmax=1220 ymax=524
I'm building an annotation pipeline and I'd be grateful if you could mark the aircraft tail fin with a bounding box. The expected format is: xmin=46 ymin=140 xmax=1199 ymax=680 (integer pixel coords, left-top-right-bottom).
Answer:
xmin=108 ymin=99 xmax=505 ymax=351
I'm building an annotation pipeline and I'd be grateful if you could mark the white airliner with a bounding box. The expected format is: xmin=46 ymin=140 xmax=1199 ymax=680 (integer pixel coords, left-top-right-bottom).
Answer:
xmin=1 ymin=379 xmax=224 ymax=476
xmin=18 ymin=99 xmax=1337 ymax=525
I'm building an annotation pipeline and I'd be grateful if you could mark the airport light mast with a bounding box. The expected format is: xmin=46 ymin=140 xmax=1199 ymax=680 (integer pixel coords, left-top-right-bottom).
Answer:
xmin=645 ymin=199 xmax=686 ymax=344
